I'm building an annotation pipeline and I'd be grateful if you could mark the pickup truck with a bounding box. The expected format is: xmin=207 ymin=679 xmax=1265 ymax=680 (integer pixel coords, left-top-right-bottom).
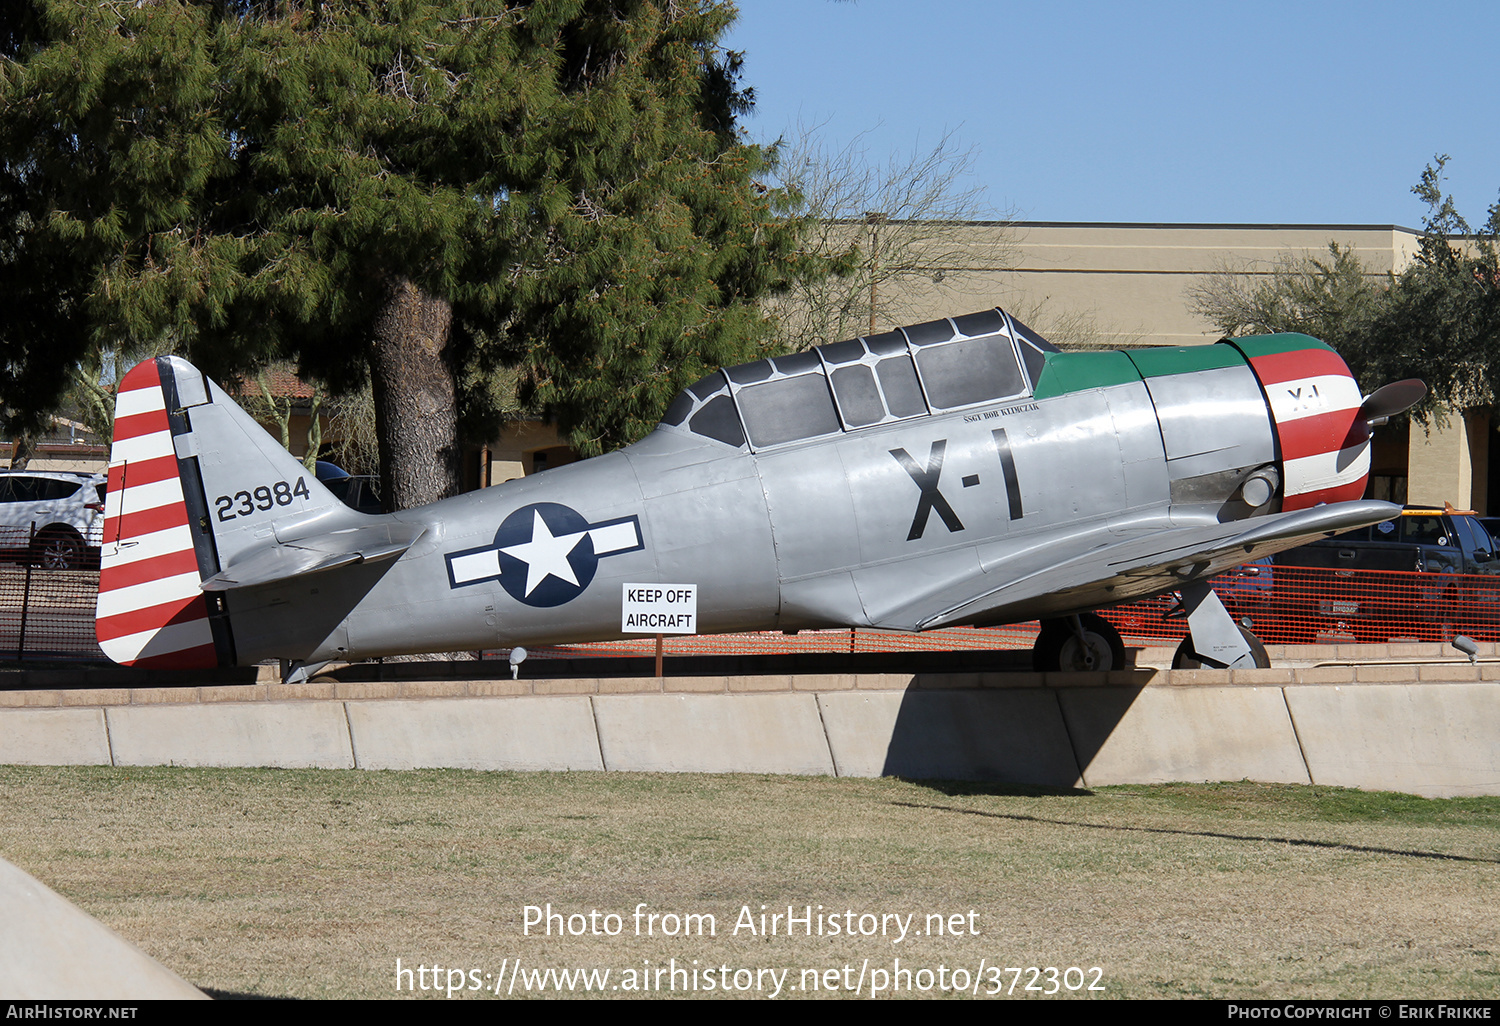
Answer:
xmin=1270 ymin=506 xmax=1500 ymax=641
xmin=1273 ymin=506 xmax=1500 ymax=575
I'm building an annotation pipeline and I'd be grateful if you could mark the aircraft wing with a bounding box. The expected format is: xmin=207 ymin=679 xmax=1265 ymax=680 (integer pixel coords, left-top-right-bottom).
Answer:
xmin=875 ymin=499 xmax=1399 ymax=631
xmin=198 ymin=522 xmax=426 ymax=592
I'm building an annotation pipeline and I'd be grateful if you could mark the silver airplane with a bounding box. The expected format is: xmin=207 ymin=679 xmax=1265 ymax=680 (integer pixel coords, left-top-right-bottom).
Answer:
xmin=95 ymin=308 xmax=1423 ymax=677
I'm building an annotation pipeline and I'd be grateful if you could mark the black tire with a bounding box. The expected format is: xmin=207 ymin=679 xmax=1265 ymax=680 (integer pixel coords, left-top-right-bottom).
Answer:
xmin=31 ymin=528 xmax=85 ymax=571
xmin=1172 ymin=625 xmax=1270 ymax=669
xmin=1032 ymin=614 xmax=1126 ymax=672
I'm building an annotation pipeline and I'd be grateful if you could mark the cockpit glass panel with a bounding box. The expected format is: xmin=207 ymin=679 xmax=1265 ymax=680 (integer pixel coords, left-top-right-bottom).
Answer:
xmin=830 ymin=365 xmax=885 ymax=428
xmin=952 ymin=309 xmax=1005 ymax=337
xmin=725 ymin=360 xmax=773 ymax=385
xmin=737 ymin=375 xmax=841 ymax=447
xmin=818 ymin=338 xmax=865 ymax=365
xmin=661 ymin=390 xmax=693 ymax=426
xmin=1007 ymin=314 xmax=1060 ymax=388
xmin=1018 ymin=337 xmax=1047 ymax=388
xmin=876 ymin=355 xmax=927 ymax=418
xmin=864 ymin=330 xmax=908 ymax=356
xmin=689 ymin=372 xmax=728 ymax=399
xmin=771 ymin=351 xmax=822 ymax=376
xmin=1008 ymin=314 xmax=1061 ymax=353
xmin=688 ymin=394 xmax=747 ymax=448
xmin=903 ymin=318 xmax=957 ymax=346
xmin=914 ymin=337 xmax=1026 ymax=409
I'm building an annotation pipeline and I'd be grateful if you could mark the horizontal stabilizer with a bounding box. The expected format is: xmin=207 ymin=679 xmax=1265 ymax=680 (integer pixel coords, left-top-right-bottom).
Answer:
xmin=200 ymin=522 xmax=425 ymax=591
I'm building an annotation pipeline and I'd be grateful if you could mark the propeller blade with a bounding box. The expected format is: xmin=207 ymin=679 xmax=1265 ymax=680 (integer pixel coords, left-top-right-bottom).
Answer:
xmin=1360 ymin=379 xmax=1426 ymax=425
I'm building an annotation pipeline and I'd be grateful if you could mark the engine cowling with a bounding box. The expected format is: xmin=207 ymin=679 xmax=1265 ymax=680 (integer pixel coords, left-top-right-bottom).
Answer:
xmin=1230 ymin=335 xmax=1370 ymax=511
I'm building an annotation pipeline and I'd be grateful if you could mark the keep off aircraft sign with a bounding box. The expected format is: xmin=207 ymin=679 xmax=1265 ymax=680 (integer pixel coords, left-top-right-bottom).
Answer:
xmin=621 ymin=584 xmax=698 ymax=634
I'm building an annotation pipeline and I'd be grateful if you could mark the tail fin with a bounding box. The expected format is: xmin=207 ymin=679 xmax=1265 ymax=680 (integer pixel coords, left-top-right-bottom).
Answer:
xmin=96 ymin=356 xmax=349 ymax=668
xmin=97 ymin=358 xmax=221 ymax=668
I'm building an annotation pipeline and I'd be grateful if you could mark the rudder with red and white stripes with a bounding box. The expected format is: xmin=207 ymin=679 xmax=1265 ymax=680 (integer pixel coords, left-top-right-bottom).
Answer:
xmin=96 ymin=359 xmax=226 ymax=669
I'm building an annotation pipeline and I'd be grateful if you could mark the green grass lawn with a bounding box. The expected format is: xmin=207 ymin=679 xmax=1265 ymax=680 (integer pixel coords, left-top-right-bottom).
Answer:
xmin=2 ymin=767 xmax=1496 ymax=999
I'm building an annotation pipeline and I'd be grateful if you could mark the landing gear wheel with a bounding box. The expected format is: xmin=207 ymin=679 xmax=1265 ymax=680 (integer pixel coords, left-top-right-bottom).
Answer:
xmin=1032 ymin=614 xmax=1126 ymax=672
xmin=1172 ymin=625 xmax=1270 ymax=669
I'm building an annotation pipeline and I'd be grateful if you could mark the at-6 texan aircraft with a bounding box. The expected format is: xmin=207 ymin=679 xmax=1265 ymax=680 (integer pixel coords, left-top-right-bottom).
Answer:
xmin=95 ymin=308 xmax=1423 ymax=678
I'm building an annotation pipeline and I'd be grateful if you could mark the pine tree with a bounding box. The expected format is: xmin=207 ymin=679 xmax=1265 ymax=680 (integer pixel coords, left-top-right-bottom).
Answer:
xmin=0 ymin=1 xmax=822 ymax=502
xmin=495 ymin=6 xmax=822 ymax=456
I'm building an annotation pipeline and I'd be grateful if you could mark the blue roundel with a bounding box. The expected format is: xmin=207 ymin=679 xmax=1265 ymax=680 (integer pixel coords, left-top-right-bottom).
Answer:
xmin=492 ymin=502 xmax=600 ymax=607
xmin=444 ymin=502 xmax=643 ymax=605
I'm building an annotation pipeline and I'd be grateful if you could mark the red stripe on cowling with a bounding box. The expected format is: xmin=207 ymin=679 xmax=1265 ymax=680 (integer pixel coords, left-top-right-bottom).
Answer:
xmin=122 ymin=642 xmax=220 ymax=670
xmin=96 ymin=594 xmax=211 ymax=645
xmin=1283 ymin=478 xmax=1368 ymax=510
xmin=104 ymin=500 xmax=190 ymax=543
xmin=111 ymin=408 xmax=171 ymax=443
xmin=1274 ymin=409 xmax=1370 ymax=462
xmin=1248 ymin=348 xmax=1352 ymax=385
xmin=99 ymin=547 xmax=201 ymax=593
xmin=106 ymin=454 xmax=180 ymax=494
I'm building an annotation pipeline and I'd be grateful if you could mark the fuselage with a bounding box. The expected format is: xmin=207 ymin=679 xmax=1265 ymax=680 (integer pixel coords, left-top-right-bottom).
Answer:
xmin=220 ymin=314 xmax=1369 ymax=665
xmin=97 ymin=310 xmax=1376 ymax=669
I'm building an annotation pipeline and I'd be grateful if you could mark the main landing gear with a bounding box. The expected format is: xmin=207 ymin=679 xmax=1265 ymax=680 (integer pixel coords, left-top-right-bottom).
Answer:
xmin=1029 ymin=579 xmax=1272 ymax=672
xmin=1167 ymin=579 xmax=1270 ymax=669
xmin=1171 ymin=625 xmax=1269 ymax=669
xmin=1032 ymin=613 xmax=1126 ymax=672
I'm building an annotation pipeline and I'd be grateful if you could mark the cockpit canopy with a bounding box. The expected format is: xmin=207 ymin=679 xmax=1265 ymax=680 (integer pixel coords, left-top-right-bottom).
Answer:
xmin=660 ymin=308 xmax=1059 ymax=451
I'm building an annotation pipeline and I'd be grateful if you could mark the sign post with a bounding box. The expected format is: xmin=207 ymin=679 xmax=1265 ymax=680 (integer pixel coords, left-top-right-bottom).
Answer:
xmin=622 ymin=584 xmax=698 ymax=679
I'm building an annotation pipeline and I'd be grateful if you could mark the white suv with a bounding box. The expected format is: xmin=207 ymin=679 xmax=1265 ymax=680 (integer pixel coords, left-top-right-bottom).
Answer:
xmin=0 ymin=470 xmax=107 ymax=570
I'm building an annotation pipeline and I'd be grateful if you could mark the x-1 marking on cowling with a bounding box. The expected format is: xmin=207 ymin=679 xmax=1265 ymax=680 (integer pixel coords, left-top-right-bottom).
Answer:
xmin=445 ymin=502 xmax=643 ymax=607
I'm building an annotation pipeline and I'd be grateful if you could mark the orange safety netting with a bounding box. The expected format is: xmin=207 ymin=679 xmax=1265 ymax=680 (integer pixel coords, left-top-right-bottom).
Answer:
xmin=1104 ymin=562 xmax=1500 ymax=646
xmin=533 ymin=564 xmax=1500 ymax=658
xmin=4 ymin=563 xmax=1495 ymax=664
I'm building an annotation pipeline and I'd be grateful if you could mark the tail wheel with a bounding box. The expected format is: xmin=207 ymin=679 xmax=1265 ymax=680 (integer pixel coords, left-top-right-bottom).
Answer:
xmin=1172 ymin=625 xmax=1271 ymax=669
xmin=32 ymin=528 xmax=84 ymax=571
xmin=1032 ymin=614 xmax=1126 ymax=672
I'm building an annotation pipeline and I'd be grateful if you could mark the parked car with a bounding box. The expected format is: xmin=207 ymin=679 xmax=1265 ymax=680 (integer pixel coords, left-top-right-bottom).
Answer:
xmin=0 ymin=469 xmax=106 ymax=570
xmin=1274 ymin=505 xmax=1500 ymax=576
xmin=1214 ymin=556 xmax=1274 ymax=611
xmin=1480 ymin=517 xmax=1500 ymax=555
xmin=314 ymin=461 xmax=383 ymax=515
xmin=1271 ymin=505 xmax=1500 ymax=641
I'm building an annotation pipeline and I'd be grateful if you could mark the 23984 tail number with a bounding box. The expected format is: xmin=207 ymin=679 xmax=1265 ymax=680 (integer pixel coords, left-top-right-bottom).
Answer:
xmin=214 ymin=478 xmax=311 ymax=522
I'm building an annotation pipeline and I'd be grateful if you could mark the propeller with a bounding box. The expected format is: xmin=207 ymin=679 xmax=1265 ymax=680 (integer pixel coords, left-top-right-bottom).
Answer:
xmin=1359 ymin=379 xmax=1426 ymax=426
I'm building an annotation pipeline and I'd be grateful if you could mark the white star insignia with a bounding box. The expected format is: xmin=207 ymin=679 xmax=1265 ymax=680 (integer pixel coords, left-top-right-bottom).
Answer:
xmin=500 ymin=510 xmax=589 ymax=597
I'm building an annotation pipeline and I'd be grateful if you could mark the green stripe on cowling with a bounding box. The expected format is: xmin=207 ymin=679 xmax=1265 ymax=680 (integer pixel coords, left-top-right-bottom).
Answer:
xmin=1228 ymin=332 xmax=1336 ymax=359
xmin=1127 ymin=342 xmax=1245 ymax=378
xmin=1031 ymin=350 xmax=1141 ymax=399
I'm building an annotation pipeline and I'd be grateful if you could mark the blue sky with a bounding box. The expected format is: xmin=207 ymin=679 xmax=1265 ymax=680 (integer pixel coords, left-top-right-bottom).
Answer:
xmin=724 ymin=1 xmax=1500 ymax=228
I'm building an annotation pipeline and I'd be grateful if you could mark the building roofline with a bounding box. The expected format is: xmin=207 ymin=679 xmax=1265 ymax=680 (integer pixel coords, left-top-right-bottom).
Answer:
xmin=1011 ymin=220 xmax=1425 ymax=233
xmin=826 ymin=217 xmax=1428 ymax=234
